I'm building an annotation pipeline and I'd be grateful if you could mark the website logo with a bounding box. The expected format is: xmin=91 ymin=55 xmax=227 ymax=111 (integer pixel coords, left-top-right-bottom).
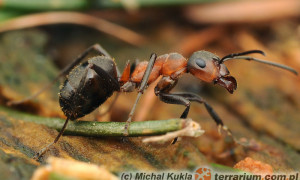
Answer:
xmin=195 ymin=168 xmax=211 ymax=180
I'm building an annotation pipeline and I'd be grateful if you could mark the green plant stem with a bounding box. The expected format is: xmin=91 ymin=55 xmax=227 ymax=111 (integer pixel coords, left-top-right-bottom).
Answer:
xmin=0 ymin=106 xmax=185 ymax=137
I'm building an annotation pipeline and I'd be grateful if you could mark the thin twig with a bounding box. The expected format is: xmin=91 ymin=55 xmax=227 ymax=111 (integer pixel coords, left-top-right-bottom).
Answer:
xmin=0 ymin=106 xmax=202 ymax=137
xmin=0 ymin=12 xmax=147 ymax=46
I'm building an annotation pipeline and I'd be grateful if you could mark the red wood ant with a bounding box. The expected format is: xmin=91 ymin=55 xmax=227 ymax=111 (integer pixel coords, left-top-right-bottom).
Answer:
xmin=7 ymin=44 xmax=298 ymax=159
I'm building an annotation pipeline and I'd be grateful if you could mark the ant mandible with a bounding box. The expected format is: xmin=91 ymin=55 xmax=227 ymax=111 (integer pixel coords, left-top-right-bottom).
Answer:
xmin=7 ymin=44 xmax=298 ymax=159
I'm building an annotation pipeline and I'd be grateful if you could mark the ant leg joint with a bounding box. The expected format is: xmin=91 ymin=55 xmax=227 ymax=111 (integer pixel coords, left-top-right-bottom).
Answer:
xmin=185 ymin=101 xmax=191 ymax=107
xmin=123 ymin=121 xmax=131 ymax=136
xmin=121 ymin=82 xmax=136 ymax=92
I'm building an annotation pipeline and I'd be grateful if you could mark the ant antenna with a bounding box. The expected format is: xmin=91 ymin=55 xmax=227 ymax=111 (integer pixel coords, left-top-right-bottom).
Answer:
xmin=219 ymin=50 xmax=298 ymax=75
xmin=219 ymin=50 xmax=265 ymax=63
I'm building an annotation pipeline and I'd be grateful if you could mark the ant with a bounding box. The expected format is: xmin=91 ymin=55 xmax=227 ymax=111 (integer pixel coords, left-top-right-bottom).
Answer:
xmin=7 ymin=44 xmax=298 ymax=159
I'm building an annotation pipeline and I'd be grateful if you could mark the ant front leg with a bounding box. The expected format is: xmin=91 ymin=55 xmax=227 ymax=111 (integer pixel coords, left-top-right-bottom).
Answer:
xmin=156 ymin=92 xmax=191 ymax=119
xmin=123 ymin=53 xmax=157 ymax=136
xmin=155 ymin=77 xmax=234 ymax=143
xmin=154 ymin=90 xmax=190 ymax=144
xmin=7 ymin=43 xmax=113 ymax=106
xmin=168 ymin=92 xmax=232 ymax=135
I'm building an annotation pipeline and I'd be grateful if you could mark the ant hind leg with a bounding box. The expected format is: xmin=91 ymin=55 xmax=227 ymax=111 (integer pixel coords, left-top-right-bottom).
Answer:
xmin=34 ymin=118 xmax=70 ymax=160
xmin=34 ymin=62 xmax=92 ymax=159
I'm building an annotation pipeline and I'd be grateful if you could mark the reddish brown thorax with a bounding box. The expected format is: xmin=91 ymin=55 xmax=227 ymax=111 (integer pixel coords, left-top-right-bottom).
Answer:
xmin=120 ymin=53 xmax=187 ymax=86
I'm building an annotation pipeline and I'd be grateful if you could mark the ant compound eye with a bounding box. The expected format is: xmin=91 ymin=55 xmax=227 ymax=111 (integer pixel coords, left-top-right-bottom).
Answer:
xmin=195 ymin=58 xmax=206 ymax=68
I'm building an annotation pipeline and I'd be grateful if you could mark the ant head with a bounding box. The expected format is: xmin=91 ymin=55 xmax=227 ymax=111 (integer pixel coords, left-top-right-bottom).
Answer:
xmin=187 ymin=49 xmax=298 ymax=94
xmin=187 ymin=51 xmax=237 ymax=94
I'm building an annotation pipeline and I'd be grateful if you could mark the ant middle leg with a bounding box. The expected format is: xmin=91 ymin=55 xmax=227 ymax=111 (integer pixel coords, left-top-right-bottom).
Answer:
xmin=123 ymin=53 xmax=157 ymax=135
xmin=7 ymin=43 xmax=113 ymax=106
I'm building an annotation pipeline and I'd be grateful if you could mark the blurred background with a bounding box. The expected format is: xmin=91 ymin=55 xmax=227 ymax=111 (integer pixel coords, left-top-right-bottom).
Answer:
xmin=0 ymin=0 xmax=300 ymax=179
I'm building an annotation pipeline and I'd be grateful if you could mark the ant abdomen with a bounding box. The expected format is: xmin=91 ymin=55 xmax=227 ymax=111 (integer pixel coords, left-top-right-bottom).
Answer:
xmin=59 ymin=56 xmax=119 ymax=120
